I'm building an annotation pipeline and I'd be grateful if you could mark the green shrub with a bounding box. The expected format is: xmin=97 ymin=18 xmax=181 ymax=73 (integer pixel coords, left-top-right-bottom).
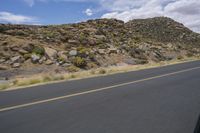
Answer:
xmin=177 ymin=55 xmax=183 ymax=60
xmin=52 ymin=75 xmax=65 ymax=81
xmin=67 ymin=65 xmax=80 ymax=72
xmin=43 ymin=76 xmax=52 ymax=82
xmin=98 ymin=68 xmax=106 ymax=74
xmin=32 ymin=46 xmax=45 ymax=55
xmin=78 ymin=47 xmax=90 ymax=58
xmin=23 ymin=54 xmax=31 ymax=60
xmin=72 ymin=57 xmax=87 ymax=68
xmin=87 ymin=62 xmax=98 ymax=69
xmin=29 ymin=79 xmax=41 ymax=85
xmin=0 ymin=84 xmax=10 ymax=90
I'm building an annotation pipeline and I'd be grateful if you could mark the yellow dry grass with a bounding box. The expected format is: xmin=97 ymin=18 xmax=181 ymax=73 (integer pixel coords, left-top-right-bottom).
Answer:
xmin=1 ymin=57 xmax=200 ymax=91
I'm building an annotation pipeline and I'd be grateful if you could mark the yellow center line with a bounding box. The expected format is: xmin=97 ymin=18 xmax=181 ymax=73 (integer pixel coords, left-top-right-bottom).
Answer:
xmin=0 ymin=66 xmax=200 ymax=112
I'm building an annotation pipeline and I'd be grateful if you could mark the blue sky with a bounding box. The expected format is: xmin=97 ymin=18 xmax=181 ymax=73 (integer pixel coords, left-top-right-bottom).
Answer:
xmin=0 ymin=0 xmax=104 ymax=24
xmin=0 ymin=0 xmax=200 ymax=32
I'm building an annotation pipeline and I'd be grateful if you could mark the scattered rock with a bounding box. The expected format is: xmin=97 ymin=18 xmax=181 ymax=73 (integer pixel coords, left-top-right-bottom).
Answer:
xmin=124 ymin=58 xmax=137 ymax=65
xmin=31 ymin=54 xmax=41 ymax=63
xmin=12 ymin=63 xmax=21 ymax=68
xmin=69 ymin=50 xmax=77 ymax=56
xmin=68 ymin=40 xmax=80 ymax=44
xmin=44 ymin=47 xmax=57 ymax=60
xmin=45 ymin=59 xmax=54 ymax=65
xmin=0 ymin=65 xmax=8 ymax=70
xmin=10 ymin=45 xmax=19 ymax=51
xmin=108 ymin=48 xmax=118 ymax=54
xmin=19 ymin=49 xmax=29 ymax=55
xmin=62 ymin=63 xmax=71 ymax=67
xmin=58 ymin=51 xmax=68 ymax=62
xmin=94 ymin=35 xmax=106 ymax=40
xmin=10 ymin=56 xmax=22 ymax=63
xmin=0 ymin=59 xmax=6 ymax=63
xmin=39 ymin=56 xmax=47 ymax=64
xmin=98 ymin=49 xmax=106 ymax=54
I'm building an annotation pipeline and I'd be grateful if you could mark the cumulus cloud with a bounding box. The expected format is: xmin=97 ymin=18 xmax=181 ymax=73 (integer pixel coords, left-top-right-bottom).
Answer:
xmin=21 ymin=0 xmax=200 ymax=32
xmin=0 ymin=12 xmax=38 ymax=24
xmin=84 ymin=8 xmax=93 ymax=16
xmin=101 ymin=0 xmax=200 ymax=33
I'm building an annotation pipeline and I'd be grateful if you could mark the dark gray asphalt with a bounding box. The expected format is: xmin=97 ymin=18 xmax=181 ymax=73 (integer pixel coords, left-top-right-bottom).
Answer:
xmin=0 ymin=60 xmax=200 ymax=133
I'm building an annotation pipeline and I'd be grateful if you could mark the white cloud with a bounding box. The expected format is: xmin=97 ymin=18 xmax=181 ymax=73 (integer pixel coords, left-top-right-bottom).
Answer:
xmin=101 ymin=0 xmax=200 ymax=33
xmin=24 ymin=0 xmax=35 ymax=7
xmin=84 ymin=8 xmax=93 ymax=16
xmin=0 ymin=12 xmax=38 ymax=24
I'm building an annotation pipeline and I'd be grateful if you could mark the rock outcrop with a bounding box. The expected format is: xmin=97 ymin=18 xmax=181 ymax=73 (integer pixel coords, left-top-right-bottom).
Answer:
xmin=0 ymin=17 xmax=200 ymax=78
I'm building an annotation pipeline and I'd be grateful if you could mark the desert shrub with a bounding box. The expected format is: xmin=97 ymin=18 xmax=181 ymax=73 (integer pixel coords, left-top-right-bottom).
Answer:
xmin=0 ymin=26 xmax=9 ymax=33
xmin=87 ymin=62 xmax=98 ymax=69
xmin=23 ymin=54 xmax=31 ymax=60
xmin=15 ymin=31 xmax=27 ymax=36
xmin=43 ymin=76 xmax=52 ymax=82
xmin=72 ymin=57 xmax=87 ymax=68
xmin=32 ymin=46 xmax=45 ymax=55
xmin=52 ymin=75 xmax=65 ymax=81
xmin=77 ymin=47 xmax=90 ymax=58
xmin=177 ymin=55 xmax=184 ymax=60
xmin=88 ymin=53 xmax=95 ymax=61
xmin=67 ymin=65 xmax=80 ymax=72
xmin=90 ymin=70 xmax=96 ymax=75
xmin=186 ymin=52 xmax=193 ymax=57
xmin=133 ymin=36 xmax=141 ymax=43
xmin=98 ymin=68 xmax=106 ymax=74
xmin=29 ymin=79 xmax=42 ymax=85
xmin=0 ymin=83 xmax=10 ymax=90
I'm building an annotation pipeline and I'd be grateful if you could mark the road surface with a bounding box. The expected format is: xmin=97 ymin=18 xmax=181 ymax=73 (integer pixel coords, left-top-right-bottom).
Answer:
xmin=0 ymin=60 xmax=200 ymax=133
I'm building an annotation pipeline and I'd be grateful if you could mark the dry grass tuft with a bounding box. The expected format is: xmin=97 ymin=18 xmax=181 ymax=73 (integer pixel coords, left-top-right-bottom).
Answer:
xmin=2 ymin=56 xmax=199 ymax=91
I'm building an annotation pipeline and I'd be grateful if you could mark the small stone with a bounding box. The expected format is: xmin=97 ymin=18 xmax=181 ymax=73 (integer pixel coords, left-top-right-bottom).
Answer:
xmin=62 ymin=63 xmax=71 ymax=67
xmin=0 ymin=59 xmax=6 ymax=63
xmin=58 ymin=51 xmax=68 ymax=62
xmin=31 ymin=54 xmax=41 ymax=63
xmin=19 ymin=49 xmax=28 ymax=55
xmin=10 ymin=45 xmax=19 ymax=51
xmin=98 ymin=49 xmax=106 ymax=54
xmin=108 ymin=48 xmax=118 ymax=54
xmin=12 ymin=63 xmax=21 ymax=68
xmin=0 ymin=65 xmax=8 ymax=70
xmin=69 ymin=50 xmax=77 ymax=56
xmin=68 ymin=40 xmax=80 ymax=44
xmin=10 ymin=56 xmax=21 ymax=63
xmin=39 ymin=56 xmax=47 ymax=64
xmin=45 ymin=60 xmax=53 ymax=65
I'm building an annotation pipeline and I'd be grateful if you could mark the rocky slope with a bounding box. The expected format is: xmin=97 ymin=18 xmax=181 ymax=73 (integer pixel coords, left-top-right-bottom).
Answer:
xmin=0 ymin=17 xmax=200 ymax=79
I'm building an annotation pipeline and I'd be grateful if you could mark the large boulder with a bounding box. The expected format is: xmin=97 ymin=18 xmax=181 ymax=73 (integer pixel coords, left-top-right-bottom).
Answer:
xmin=44 ymin=47 xmax=57 ymax=60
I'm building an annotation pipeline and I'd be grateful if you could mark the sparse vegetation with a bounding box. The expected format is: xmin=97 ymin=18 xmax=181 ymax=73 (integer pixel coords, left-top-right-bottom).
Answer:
xmin=98 ymin=68 xmax=106 ymax=74
xmin=1 ymin=17 xmax=200 ymax=90
xmin=32 ymin=46 xmax=45 ymax=56
xmin=72 ymin=57 xmax=87 ymax=68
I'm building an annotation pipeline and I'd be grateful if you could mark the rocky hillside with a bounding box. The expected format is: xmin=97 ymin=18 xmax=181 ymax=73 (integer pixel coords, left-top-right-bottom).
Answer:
xmin=0 ymin=17 xmax=200 ymax=79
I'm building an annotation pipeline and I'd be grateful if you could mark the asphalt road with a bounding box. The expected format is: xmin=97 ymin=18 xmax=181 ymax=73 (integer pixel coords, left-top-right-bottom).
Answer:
xmin=0 ymin=60 xmax=200 ymax=133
